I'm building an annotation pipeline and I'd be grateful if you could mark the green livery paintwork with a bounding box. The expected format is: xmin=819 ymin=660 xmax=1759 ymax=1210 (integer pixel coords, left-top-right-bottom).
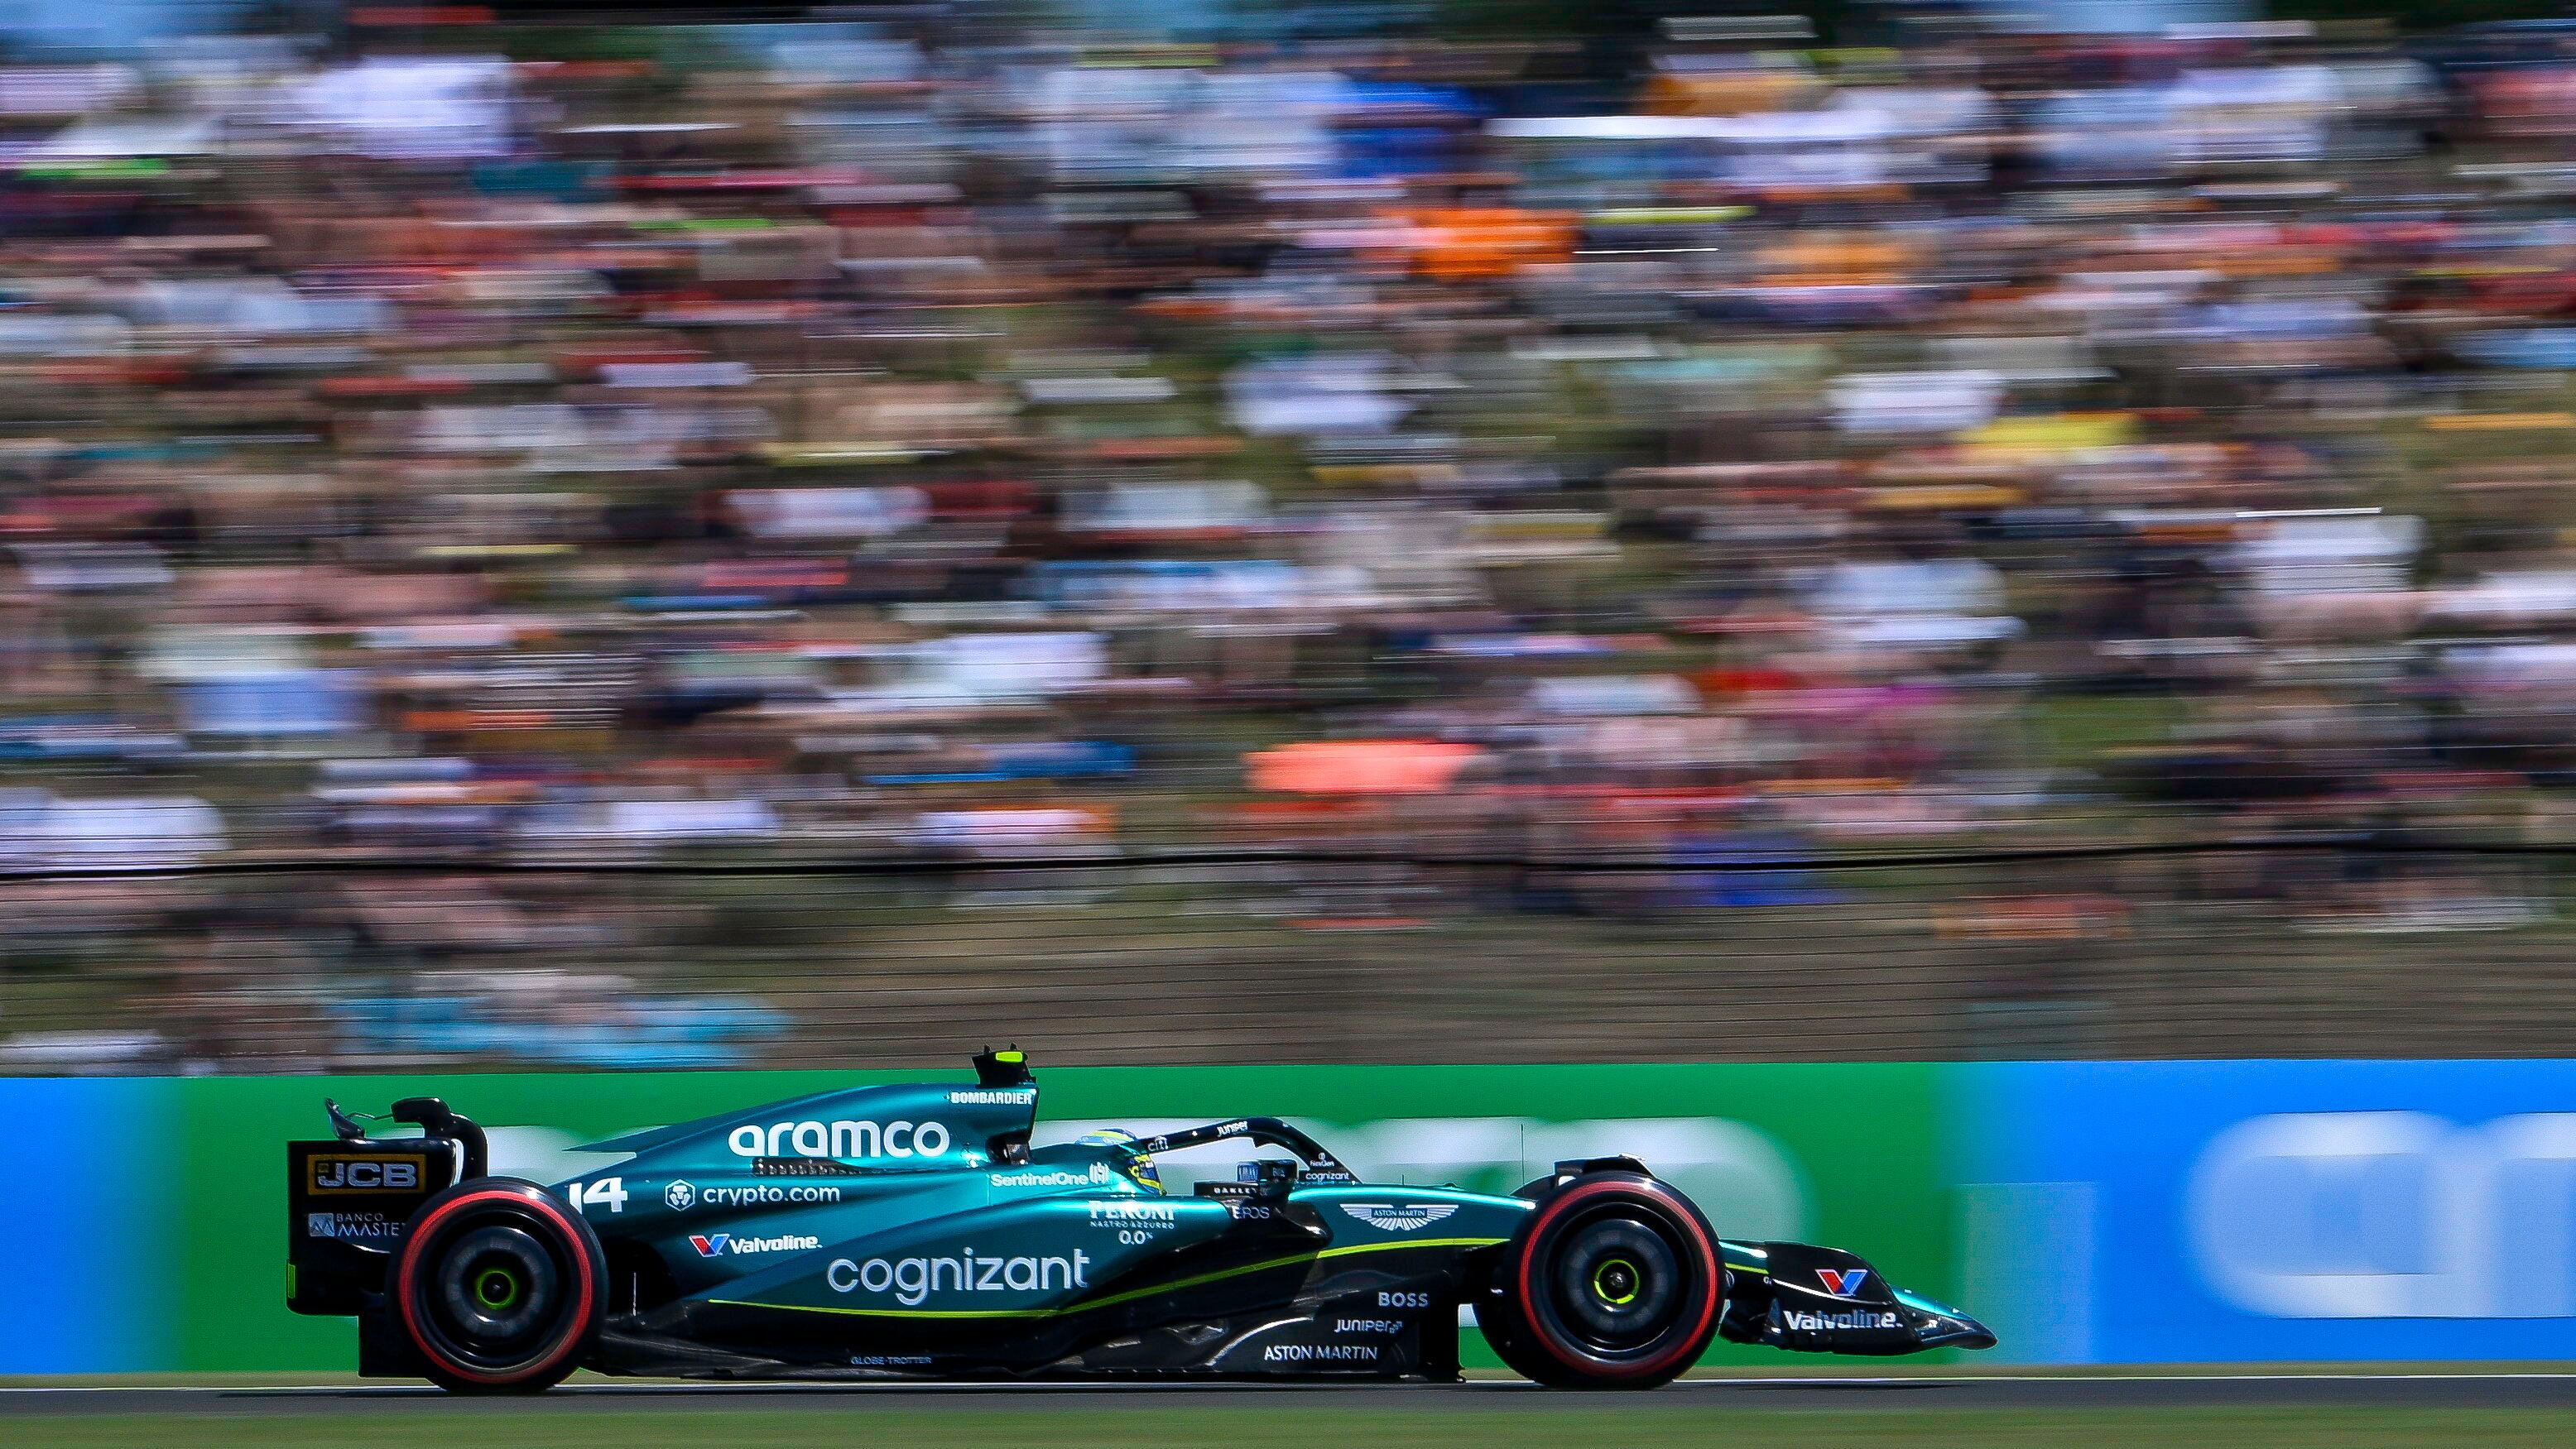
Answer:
xmin=711 ymin=1236 xmax=1515 ymax=1319
xmin=156 ymin=1062 xmax=1953 ymax=1370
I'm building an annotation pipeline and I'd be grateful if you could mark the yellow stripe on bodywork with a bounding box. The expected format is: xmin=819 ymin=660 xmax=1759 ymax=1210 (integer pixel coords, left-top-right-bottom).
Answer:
xmin=710 ymin=1237 xmax=1510 ymax=1320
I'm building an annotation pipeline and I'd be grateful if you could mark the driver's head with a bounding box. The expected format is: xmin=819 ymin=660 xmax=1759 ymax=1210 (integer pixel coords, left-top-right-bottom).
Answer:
xmin=1075 ymin=1128 xmax=1163 ymax=1194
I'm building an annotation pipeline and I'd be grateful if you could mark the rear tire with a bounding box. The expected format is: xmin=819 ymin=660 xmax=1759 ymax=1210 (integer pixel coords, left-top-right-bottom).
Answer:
xmin=394 ymin=1179 xmax=605 ymax=1394
xmin=1481 ymin=1171 xmax=1722 ymax=1389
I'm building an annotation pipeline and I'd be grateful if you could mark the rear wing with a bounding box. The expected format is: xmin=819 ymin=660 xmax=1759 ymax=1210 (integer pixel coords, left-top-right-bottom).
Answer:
xmin=287 ymin=1097 xmax=488 ymax=1315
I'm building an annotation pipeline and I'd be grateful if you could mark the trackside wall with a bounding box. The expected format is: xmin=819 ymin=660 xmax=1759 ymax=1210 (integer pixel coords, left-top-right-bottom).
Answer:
xmin=0 ymin=1060 xmax=2568 ymax=1372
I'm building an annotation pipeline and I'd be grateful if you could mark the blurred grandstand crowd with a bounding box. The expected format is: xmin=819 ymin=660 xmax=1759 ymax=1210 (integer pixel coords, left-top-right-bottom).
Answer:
xmin=17 ymin=7 xmax=2576 ymax=1072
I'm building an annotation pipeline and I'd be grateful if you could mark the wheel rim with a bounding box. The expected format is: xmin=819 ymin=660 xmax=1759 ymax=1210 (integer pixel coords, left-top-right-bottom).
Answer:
xmin=1548 ymin=1214 xmax=1684 ymax=1353
xmin=1593 ymin=1258 xmax=1641 ymax=1306
xmin=476 ymin=1267 xmax=523 ymax=1311
xmin=417 ymin=1217 xmax=574 ymax=1373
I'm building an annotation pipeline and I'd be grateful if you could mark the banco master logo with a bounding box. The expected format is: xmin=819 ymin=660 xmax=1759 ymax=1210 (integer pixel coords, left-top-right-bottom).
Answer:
xmin=691 ymin=1232 xmax=821 ymax=1259
xmin=306 ymin=1211 xmax=401 ymax=1240
xmin=1339 ymin=1202 xmax=1459 ymax=1232
xmin=827 ymin=1247 xmax=1090 ymax=1307
xmin=728 ymin=1118 xmax=950 ymax=1159
xmin=1785 ymin=1308 xmax=1899 ymax=1332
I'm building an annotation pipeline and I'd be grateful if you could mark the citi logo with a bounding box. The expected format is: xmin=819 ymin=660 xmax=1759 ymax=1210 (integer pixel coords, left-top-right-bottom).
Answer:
xmin=691 ymin=1232 xmax=822 ymax=1258
xmin=1815 ymin=1268 xmax=1870 ymax=1296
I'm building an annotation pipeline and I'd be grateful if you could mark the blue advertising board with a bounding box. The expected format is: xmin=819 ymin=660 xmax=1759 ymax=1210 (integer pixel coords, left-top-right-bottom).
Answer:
xmin=1957 ymin=1059 xmax=2576 ymax=1363
xmin=0 ymin=1077 xmax=167 ymax=1371
xmin=12 ymin=1060 xmax=2576 ymax=1373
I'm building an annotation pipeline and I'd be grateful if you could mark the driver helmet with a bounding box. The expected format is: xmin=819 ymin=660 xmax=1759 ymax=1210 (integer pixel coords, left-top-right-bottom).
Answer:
xmin=1076 ymin=1128 xmax=1163 ymax=1194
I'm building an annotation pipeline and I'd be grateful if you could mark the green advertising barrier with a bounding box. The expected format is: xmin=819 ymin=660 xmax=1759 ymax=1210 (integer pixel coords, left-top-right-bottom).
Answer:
xmin=150 ymin=1063 xmax=1955 ymax=1371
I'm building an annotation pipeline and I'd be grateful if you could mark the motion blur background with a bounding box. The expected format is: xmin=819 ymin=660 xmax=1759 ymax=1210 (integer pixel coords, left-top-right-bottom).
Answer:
xmin=14 ymin=0 xmax=2576 ymax=1076
xmin=26 ymin=0 xmax=2576 ymax=1387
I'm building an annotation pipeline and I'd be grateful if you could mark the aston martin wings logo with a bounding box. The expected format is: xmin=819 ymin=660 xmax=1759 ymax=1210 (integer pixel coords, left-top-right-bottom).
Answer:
xmin=1339 ymin=1202 xmax=1461 ymax=1232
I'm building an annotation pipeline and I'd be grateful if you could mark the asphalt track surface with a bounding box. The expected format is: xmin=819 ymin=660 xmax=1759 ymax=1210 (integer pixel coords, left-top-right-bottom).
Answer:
xmin=12 ymin=1375 xmax=2576 ymax=1415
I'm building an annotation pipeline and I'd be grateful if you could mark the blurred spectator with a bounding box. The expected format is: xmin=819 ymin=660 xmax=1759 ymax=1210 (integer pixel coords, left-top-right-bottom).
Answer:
xmin=6 ymin=7 xmax=2576 ymax=1071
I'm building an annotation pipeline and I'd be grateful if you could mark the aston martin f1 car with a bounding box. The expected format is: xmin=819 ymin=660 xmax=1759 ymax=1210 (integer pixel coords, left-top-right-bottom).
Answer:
xmin=287 ymin=1051 xmax=1992 ymax=1392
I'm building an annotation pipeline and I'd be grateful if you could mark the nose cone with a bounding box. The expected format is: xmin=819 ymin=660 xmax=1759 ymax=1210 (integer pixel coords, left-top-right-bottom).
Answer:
xmin=1895 ymin=1289 xmax=1997 ymax=1351
xmin=1925 ymin=1310 xmax=1997 ymax=1351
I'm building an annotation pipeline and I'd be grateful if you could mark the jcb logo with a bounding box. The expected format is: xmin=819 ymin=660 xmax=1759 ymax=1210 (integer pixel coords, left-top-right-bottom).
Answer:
xmin=310 ymin=1154 xmax=425 ymax=1194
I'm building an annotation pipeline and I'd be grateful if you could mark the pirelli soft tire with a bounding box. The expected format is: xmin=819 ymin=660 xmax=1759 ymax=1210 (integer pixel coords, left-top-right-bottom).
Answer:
xmin=1482 ymin=1171 xmax=1723 ymax=1389
xmin=394 ymin=1178 xmax=605 ymax=1394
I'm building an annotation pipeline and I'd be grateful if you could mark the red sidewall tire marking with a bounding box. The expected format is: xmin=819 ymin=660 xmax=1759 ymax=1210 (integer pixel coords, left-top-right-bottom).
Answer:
xmin=396 ymin=1188 xmax=595 ymax=1386
xmin=1512 ymin=1178 xmax=1720 ymax=1382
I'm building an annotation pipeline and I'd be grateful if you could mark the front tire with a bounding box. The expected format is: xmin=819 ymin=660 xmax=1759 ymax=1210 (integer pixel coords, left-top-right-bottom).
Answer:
xmin=394 ymin=1179 xmax=605 ymax=1394
xmin=1481 ymin=1171 xmax=1723 ymax=1389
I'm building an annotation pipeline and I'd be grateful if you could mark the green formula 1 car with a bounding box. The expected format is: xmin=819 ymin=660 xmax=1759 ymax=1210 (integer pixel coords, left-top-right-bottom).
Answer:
xmin=287 ymin=1051 xmax=1992 ymax=1391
